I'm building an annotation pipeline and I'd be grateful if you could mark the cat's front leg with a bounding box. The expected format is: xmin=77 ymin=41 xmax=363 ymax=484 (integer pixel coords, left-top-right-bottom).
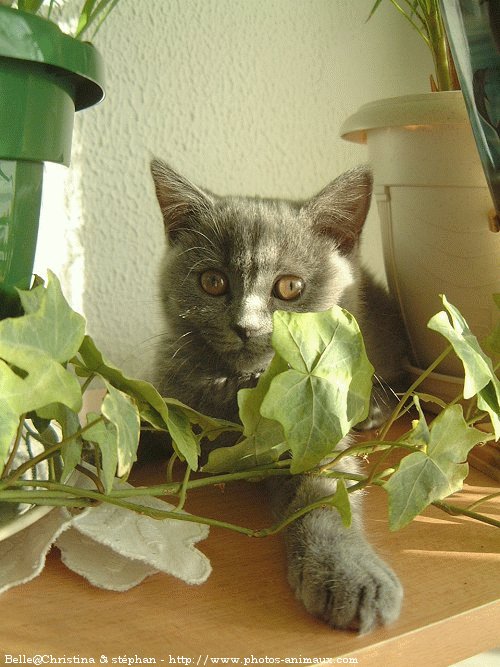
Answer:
xmin=269 ymin=472 xmax=403 ymax=633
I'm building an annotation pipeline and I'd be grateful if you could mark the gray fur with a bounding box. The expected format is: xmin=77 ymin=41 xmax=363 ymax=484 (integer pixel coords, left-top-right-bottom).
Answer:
xmin=150 ymin=159 xmax=405 ymax=632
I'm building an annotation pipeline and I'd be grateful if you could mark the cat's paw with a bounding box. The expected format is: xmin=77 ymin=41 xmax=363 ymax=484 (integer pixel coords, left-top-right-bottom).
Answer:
xmin=287 ymin=522 xmax=403 ymax=633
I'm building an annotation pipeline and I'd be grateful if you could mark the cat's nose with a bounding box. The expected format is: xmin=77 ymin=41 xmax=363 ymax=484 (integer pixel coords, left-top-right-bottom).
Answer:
xmin=232 ymin=324 xmax=260 ymax=341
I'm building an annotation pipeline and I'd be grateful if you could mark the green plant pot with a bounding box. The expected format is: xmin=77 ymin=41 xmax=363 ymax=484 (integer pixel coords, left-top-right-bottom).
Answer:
xmin=0 ymin=6 xmax=104 ymax=317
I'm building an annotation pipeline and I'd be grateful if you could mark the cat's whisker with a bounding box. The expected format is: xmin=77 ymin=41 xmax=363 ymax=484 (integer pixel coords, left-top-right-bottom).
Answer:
xmin=176 ymin=245 xmax=212 ymax=258
xmin=374 ymin=374 xmax=401 ymax=405
xmin=170 ymin=335 xmax=195 ymax=361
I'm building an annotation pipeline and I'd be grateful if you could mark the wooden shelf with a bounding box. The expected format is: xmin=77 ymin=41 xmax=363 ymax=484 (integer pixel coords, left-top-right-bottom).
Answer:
xmin=4 ymin=423 xmax=500 ymax=667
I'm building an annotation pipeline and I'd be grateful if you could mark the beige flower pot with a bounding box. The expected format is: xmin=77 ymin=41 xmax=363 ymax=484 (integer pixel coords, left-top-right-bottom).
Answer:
xmin=341 ymin=92 xmax=499 ymax=401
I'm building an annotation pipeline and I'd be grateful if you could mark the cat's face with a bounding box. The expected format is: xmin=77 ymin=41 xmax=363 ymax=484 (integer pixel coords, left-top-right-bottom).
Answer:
xmin=151 ymin=161 xmax=372 ymax=375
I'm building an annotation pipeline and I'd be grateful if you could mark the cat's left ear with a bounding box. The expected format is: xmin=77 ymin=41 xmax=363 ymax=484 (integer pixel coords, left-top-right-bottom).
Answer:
xmin=304 ymin=166 xmax=373 ymax=254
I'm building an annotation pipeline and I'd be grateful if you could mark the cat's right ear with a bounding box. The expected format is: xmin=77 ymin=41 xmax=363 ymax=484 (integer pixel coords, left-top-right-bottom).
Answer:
xmin=150 ymin=159 xmax=214 ymax=240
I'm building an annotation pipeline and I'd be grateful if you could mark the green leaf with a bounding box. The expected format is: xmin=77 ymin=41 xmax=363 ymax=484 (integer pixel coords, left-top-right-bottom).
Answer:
xmin=163 ymin=397 xmax=241 ymax=442
xmin=385 ymin=404 xmax=485 ymax=530
xmin=428 ymin=295 xmax=500 ymax=438
xmin=407 ymin=395 xmax=430 ymax=447
xmin=329 ymin=478 xmax=352 ymax=528
xmin=165 ymin=405 xmax=199 ymax=470
xmin=37 ymin=403 xmax=82 ymax=480
xmin=77 ymin=335 xmax=170 ymax=428
xmin=204 ymin=355 xmax=288 ymax=473
xmin=14 ymin=271 xmax=86 ymax=363
xmin=260 ymin=308 xmax=374 ymax=473
xmin=101 ymin=383 xmax=140 ymax=478
xmin=203 ymin=436 xmax=288 ymax=474
xmin=77 ymin=336 xmax=238 ymax=469
xmin=82 ymin=413 xmax=118 ymax=494
xmin=239 ymin=354 xmax=288 ymax=434
xmin=75 ymin=0 xmax=121 ymax=39
xmin=0 ymin=272 xmax=86 ymax=472
xmin=17 ymin=0 xmax=45 ymax=14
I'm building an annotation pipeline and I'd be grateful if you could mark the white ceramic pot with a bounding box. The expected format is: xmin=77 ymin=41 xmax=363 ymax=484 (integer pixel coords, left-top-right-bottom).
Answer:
xmin=341 ymin=92 xmax=500 ymax=399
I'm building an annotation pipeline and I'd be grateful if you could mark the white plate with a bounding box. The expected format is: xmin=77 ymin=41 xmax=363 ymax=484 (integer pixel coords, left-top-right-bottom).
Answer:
xmin=0 ymin=420 xmax=63 ymax=542
xmin=0 ymin=503 xmax=55 ymax=542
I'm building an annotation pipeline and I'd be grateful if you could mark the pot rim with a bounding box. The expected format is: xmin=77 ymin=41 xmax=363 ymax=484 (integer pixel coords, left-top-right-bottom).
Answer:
xmin=340 ymin=91 xmax=467 ymax=144
xmin=0 ymin=5 xmax=104 ymax=110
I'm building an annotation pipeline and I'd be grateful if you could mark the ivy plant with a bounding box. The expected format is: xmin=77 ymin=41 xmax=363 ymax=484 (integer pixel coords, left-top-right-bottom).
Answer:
xmin=0 ymin=272 xmax=498 ymax=536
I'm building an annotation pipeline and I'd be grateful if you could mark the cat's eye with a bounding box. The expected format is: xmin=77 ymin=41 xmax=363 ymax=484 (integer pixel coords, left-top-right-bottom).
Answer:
xmin=273 ymin=275 xmax=305 ymax=301
xmin=200 ymin=270 xmax=229 ymax=296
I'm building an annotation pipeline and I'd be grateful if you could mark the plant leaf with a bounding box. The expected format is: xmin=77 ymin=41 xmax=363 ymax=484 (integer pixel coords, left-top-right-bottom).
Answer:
xmin=238 ymin=354 xmax=288 ymax=436
xmin=385 ymin=404 xmax=485 ymax=530
xmin=204 ymin=355 xmax=288 ymax=473
xmin=77 ymin=336 xmax=237 ymax=469
xmin=77 ymin=335 xmax=170 ymax=427
xmin=75 ymin=0 xmax=121 ymax=39
xmin=101 ymin=383 xmax=140 ymax=478
xmin=163 ymin=397 xmax=241 ymax=442
xmin=165 ymin=405 xmax=199 ymax=471
xmin=13 ymin=271 xmax=86 ymax=363
xmin=37 ymin=402 xmax=82 ymax=480
xmin=82 ymin=413 xmax=118 ymax=494
xmin=329 ymin=478 xmax=352 ymax=528
xmin=428 ymin=295 xmax=500 ymax=438
xmin=17 ymin=0 xmax=45 ymax=14
xmin=203 ymin=436 xmax=288 ymax=474
xmin=0 ymin=274 xmax=85 ymax=473
xmin=260 ymin=308 xmax=373 ymax=473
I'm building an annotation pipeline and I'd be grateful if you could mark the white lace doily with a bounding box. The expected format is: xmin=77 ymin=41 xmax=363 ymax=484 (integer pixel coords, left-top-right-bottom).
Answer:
xmin=0 ymin=475 xmax=211 ymax=595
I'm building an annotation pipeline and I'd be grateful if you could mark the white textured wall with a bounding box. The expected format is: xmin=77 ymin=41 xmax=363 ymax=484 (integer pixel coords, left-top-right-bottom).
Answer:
xmin=35 ymin=0 xmax=432 ymax=376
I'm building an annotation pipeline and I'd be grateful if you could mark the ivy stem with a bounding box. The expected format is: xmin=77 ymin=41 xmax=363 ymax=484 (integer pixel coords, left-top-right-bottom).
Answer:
xmin=166 ymin=452 xmax=178 ymax=483
xmin=0 ymin=474 xmax=364 ymax=538
xmin=75 ymin=464 xmax=106 ymax=495
xmin=432 ymin=500 xmax=500 ymax=529
xmin=81 ymin=373 xmax=96 ymax=395
xmin=0 ymin=416 xmax=104 ymax=489
xmin=466 ymin=491 xmax=500 ymax=512
xmin=319 ymin=439 xmax=418 ymax=474
xmin=1 ymin=414 xmax=26 ymax=479
xmin=379 ymin=344 xmax=453 ymax=441
xmin=175 ymin=465 xmax=192 ymax=511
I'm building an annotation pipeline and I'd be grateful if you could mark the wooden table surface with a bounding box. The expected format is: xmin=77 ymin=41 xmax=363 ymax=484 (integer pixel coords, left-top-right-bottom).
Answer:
xmin=2 ymin=428 xmax=499 ymax=667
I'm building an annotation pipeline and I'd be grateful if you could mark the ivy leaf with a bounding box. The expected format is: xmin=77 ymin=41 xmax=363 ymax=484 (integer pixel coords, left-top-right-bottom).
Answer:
xmin=12 ymin=271 xmax=86 ymax=363
xmin=204 ymin=355 xmax=288 ymax=473
xmin=76 ymin=337 xmax=236 ymax=468
xmin=329 ymin=478 xmax=351 ymax=528
xmin=77 ymin=335 xmax=170 ymax=427
xmin=82 ymin=414 xmax=118 ymax=494
xmin=37 ymin=402 xmax=82 ymax=480
xmin=260 ymin=308 xmax=373 ymax=473
xmin=385 ymin=404 xmax=485 ymax=530
xmin=238 ymin=354 xmax=288 ymax=434
xmin=165 ymin=405 xmax=199 ymax=470
xmin=163 ymin=397 xmax=241 ymax=442
xmin=203 ymin=437 xmax=288 ymax=474
xmin=0 ymin=274 xmax=85 ymax=473
xmin=101 ymin=383 xmax=140 ymax=478
xmin=428 ymin=295 xmax=500 ymax=438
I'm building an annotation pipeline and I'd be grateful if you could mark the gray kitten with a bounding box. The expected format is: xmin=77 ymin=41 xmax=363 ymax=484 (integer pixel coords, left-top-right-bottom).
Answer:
xmin=150 ymin=159 xmax=406 ymax=633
